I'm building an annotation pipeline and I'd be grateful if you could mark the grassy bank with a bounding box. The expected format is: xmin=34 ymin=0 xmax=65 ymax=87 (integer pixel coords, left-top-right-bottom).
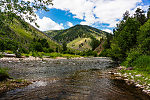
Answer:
xmin=0 ymin=79 xmax=31 ymax=94
xmin=117 ymin=55 xmax=150 ymax=94
xmin=0 ymin=68 xmax=31 ymax=94
xmin=22 ymin=52 xmax=81 ymax=59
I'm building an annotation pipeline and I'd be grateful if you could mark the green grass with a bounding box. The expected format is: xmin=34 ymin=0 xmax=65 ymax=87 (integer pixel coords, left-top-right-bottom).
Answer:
xmin=22 ymin=52 xmax=81 ymax=58
xmin=1 ymin=17 xmax=60 ymax=51
xmin=120 ymin=69 xmax=150 ymax=89
xmin=43 ymin=52 xmax=81 ymax=58
xmin=67 ymin=38 xmax=92 ymax=50
xmin=120 ymin=55 xmax=150 ymax=89
xmin=5 ymin=50 xmax=14 ymax=54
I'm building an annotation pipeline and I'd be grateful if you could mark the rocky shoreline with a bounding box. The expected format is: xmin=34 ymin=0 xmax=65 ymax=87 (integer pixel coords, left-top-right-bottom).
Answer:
xmin=0 ymin=56 xmax=108 ymax=61
xmin=108 ymin=66 xmax=150 ymax=96
xmin=0 ymin=79 xmax=31 ymax=94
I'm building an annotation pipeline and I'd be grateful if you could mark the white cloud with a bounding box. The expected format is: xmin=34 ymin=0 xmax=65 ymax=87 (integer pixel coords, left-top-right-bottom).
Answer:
xmin=49 ymin=0 xmax=143 ymax=28
xmin=67 ymin=22 xmax=73 ymax=27
xmin=29 ymin=16 xmax=64 ymax=31
xmin=103 ymin=29 xmax=112 ymax=33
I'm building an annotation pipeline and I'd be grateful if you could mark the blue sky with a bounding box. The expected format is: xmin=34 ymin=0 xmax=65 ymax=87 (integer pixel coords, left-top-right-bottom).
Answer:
xmin=32 ymin=0 xmax=150 ymax=33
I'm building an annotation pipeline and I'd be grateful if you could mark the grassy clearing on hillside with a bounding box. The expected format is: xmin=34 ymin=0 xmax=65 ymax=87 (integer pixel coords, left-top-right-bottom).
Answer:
xmin=3 ymin=18 xmax=60 ymax=50
xmin=67 ymin=38 xmax=92 ymax=50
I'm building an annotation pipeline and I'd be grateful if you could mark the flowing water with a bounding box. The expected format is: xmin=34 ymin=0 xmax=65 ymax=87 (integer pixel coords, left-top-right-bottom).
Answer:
xmin=0 ymin=58 xmax=150 ymax=100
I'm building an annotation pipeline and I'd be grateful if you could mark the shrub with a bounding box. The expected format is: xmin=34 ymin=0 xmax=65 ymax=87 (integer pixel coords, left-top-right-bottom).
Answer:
xmin=32 ymin=51 xmax=38 ymax=57
xmin=15 ymin=51 xmax=22 ymax=58
xmin=122 ymin=48 xmax=141 ymax=67
xmin=0 ymin=54 xmax=3 ymax=58
xmin=131 ymin=55 xmax=150 ymax=71
xmin=0 ymin=67 xmax=9 ymax=81
xmin=80 ymin=50 xmax=97 ymax=57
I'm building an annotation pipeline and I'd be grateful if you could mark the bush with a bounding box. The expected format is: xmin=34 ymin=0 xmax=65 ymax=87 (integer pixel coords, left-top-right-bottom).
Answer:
xmin=37 ymin=52 xmax=44 ymax=58
xmin=0 ymin=54 xmax=3 ymax=58
xmin=122 ymin=48 xmax=141 ymax=67
xmin=32 ymin=51 xmax=38 ymax=57
xmin=43 ymin=48 xmax=54 ymax=53
xmin=0 ymin=67 xmax=9 ymax=81
xmin=15 ymin=51 xmax=22 ymax=58
xmin=131 ymin=55 xmax=150 ymax=71
xmin=99 ymin=49 xmax=109 ymax=57
xmin=80 ymin=50 xmax=97 ymax=57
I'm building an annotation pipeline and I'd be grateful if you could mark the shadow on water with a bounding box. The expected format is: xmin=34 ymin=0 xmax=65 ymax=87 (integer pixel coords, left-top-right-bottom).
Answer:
xmin=0 ymin=58 xmax=150 ymax=100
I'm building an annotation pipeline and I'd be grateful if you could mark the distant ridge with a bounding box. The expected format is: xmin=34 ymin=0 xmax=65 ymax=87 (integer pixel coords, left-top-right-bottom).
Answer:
xmin=45 ymin=25 xmax=109 ymax=51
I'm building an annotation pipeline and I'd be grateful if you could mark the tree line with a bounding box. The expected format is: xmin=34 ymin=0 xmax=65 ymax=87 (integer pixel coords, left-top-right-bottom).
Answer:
xmin=100 ymin=7 xmax=150 ymax=69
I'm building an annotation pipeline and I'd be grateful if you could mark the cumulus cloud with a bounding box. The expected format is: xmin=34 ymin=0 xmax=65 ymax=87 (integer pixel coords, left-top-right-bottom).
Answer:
xmin=67 ymin=22 xmax=73 ymax=27
xmin=24 ymin=0 xmax=148 ymax=31
xmin=36 ymin=17 xmax=64 ymax=31
xmin=49 ymin=0 xmax=143 ymax=28
xmin=103 ymin=29 xmax=112 ymax=33
xmin=29 ymin=16 xmax=64 ymax=31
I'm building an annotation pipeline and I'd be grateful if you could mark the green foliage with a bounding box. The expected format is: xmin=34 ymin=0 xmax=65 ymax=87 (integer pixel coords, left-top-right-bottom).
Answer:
xmin=30 ymin=42 xmax=43 ymax=52
xmin=0 ymin=67 xmax=9 ymax=81
xmin=32 ymin=51 xmax=38 ymax=58
xmin=38 ymin=39 xmax=49 ymax=48
xmin=0 ymin=39 xmax=19 ymax=52
xmin=80 ymin=50 xmax=97 ymax=57
xmin=122 ymin=48 xmax=142 ymax=67
xmin=62 ymin=41 xmax=67 ymax=51
xmin=0 ymin=12 xmax=60 ymax=54
xmin=90 ymin=37 xmax=100 ymax=51
xmin=147 ymin=6 xmax=150 ymax=19
xmin=15 ymin=51 xmax=22 ymax=58
xmin=104 ymin=18 xmax=140 ymax=61
xmin=131 ymin=55 xmax=150 ymax=70
xmin=0 ymin=54 xmax=3 ymax=58
xmin=137 ymin=19 xmax=150 ymax=55
xmin=101 ymin=7 xmax=149 ymax=63
xmin=115 ymin=18 xmax=140 ymax=52
xmin=46 ymin=25 xmax=108 ymax=51
xmin=29 ymin=38 xmax=55 ymax=53
xmin=103 ymin=34 xmax=113 ymax=49
xmin=134 ymin=8 xmax=147 ymax=25
xmin=0 ymin=0 xmax=52 ymax=24
xmin=50 ymin=25 xmax=105 ymax=43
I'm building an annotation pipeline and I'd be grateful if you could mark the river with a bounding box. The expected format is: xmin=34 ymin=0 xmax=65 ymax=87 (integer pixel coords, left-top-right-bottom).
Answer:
xmin=0 ymin=58 xmax=149 ymax=100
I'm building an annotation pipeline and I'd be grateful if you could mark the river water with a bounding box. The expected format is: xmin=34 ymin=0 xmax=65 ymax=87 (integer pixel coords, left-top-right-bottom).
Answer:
xmin=0 ymin=58 xmax=150 ymax=100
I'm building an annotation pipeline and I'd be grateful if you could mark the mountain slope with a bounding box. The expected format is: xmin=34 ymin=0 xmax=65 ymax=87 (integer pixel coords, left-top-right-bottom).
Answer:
xmin=45 ymin=25 xmax=109 ymax=51
xmin=0 ymin=16 xmax=60 ymax=52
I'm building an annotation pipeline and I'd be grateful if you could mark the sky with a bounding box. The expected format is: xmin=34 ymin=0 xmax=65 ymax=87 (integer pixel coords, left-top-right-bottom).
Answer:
xmin=29 ymin=0 xmax=150 ymax=33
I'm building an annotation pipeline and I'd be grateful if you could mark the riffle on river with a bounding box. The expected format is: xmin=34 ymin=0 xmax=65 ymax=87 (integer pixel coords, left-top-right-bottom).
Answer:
xmin=0 ymin=58 xmax=149 ymax=100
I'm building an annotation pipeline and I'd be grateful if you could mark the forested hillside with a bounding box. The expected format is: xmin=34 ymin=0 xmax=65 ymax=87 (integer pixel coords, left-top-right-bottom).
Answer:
xmin=46 ymin=25 xmax=109 ymax=51
xmin=0 ymin=14 xmax=60 ymax=55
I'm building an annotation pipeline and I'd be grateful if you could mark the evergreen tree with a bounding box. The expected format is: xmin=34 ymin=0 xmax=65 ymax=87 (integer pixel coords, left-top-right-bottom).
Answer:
xmin=147 ymin=6 xmax=150 ymax=19
xmin=134 ymin=8 xmax=146 ymax=25
xmin=123 ymin=11 xmax=130 ymax=21
xmin=63 ymin=41 xmax=67 ymax=51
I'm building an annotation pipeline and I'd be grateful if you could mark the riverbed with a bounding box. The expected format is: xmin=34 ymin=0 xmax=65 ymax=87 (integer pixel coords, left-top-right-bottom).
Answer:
xmin=0 ymin=57 xmax=149 ymax=100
